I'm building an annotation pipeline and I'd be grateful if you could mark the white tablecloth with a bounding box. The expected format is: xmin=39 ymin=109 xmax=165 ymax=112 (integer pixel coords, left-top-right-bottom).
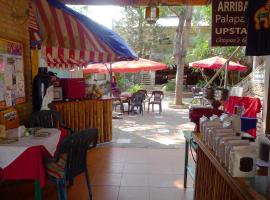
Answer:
xmin=0 ymin=128 xmax=61 ymax=169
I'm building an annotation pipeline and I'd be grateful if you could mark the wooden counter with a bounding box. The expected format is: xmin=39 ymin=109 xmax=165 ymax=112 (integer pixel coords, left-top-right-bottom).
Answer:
xmin=54 ymin=98 xmax=112 ymax=143
xmin=193 ymin=133 xmax=267 ymax=200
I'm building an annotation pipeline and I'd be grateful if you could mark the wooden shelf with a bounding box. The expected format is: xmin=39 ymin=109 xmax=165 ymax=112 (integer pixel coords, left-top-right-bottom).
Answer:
xmin=193 ymin=132 xmax=267 ymax=200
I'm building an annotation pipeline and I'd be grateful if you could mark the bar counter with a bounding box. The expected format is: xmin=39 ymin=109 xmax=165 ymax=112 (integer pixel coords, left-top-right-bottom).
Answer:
xmin=193 ymin=132 xmax=267 ymax=200
xmin=54 ymin=98 xmax=112 ymax=143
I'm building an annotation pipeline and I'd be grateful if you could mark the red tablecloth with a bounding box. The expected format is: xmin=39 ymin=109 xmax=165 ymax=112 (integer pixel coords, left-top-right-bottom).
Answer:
xmin=224 ymin=96 xmax=262 ymax=118
xmin=189 ymin=107 xmax=223 ymax=132
xmin=224 ymin=96 xmax=262 ymax=137
xmin=0 ymin=128 xmax=68 ymax=188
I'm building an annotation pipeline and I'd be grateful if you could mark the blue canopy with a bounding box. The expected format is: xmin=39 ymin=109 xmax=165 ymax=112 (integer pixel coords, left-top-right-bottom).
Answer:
xmin=30 ymin=0 xmax=138 ymax=66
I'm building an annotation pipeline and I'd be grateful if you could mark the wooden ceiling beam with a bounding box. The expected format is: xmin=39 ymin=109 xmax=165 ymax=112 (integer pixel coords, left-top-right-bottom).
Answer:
xmin=60 ymin=0 xmax=211 ymax=6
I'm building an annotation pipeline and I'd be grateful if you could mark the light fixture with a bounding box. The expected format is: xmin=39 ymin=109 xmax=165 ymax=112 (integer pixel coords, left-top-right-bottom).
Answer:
xmin=145 ymin=6 xmax=159 ymax=24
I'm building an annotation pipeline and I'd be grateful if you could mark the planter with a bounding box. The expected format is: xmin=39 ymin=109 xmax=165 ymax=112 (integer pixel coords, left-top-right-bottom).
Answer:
xmin=214 ymin=88 xmax=229 ymax=101
xmin=203 ymin=87 xmax=214 ymax=100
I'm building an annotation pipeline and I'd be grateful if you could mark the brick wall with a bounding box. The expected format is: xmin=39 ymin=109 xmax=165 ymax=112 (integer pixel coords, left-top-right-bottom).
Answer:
xmin=0 ymin=0 xmax=33 ymax=124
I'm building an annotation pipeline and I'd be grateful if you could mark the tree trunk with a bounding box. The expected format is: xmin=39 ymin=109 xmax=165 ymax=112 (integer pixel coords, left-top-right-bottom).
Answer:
xmin=138 ymin=8 xmax=144 ymax=57
xmin=174 ymin=6 xmax=193 ymax=105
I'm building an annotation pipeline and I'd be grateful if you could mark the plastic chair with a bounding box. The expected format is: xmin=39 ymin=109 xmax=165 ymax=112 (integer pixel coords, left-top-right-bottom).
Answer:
xmin=148 ymin=91 xmax=164 ymax=113
xmin=45 ymin=128 xmax=98 ymax=200
xmin=137 ymin=89 xmax=149 ymax=110
xmin=130 ymin=92 xmax=144 ymax=115
xmin=112 ymin=90 xmax=124 ymax=113
xmin=29 ymin=110 xmax=74 ymax=134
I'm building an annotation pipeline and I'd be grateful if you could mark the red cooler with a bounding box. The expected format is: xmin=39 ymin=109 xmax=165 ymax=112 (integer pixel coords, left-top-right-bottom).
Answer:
xmin=60 ymin=78 xmax=86 ymax=99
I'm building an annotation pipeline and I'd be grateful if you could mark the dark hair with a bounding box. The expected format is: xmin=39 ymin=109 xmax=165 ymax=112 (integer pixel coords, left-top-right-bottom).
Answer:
xmin=48 ymin=71 xmax=57 ymax=76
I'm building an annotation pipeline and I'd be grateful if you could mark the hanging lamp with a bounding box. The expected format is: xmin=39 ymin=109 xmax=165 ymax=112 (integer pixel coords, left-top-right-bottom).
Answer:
xmin=145 ymin=6 xmax=159 ymax=24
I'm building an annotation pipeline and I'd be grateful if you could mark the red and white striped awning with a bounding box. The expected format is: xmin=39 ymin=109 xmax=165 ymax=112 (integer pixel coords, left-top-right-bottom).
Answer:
xmin=42 ymin=46 xmax=114 ymax=67
xmin=30 ymin=0 xmax=122 ymax=67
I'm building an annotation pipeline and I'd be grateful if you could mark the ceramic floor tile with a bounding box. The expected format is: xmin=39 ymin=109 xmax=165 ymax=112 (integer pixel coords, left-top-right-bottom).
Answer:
xmin=0 ymin=147 xmax=193 ymax=200
xmin=92 ymin=173 xmax=122 ymax=186
xmin=126 ymin=152 xmax=150 ymax=163
xmin=92 ymin=186 xmax=119 ymax=200
xmin=118 ymin=187 xmax=149 ymax=200
xmin=148 ymin=164 xmax=174 ymax=174
xmin=121 ymin=174 xmax=149 ymax=187
xmin=149 ymin=187 xmax=181 ymax=200
xmin=170 ymin=174 xmax=194 ymax=189
xmin=103 ymin=155 xmax=127 ymax=163
xmin=116 ymin=139 xmax=131 ymax=144
xmin=97 ymin=162 xmax=124 ymax=174
xmin=172 ymin=164 xmax=185 ymax=174
xmin=180 ymin=188 xmax=194 ymax=200
xmin=68 ymin=186 xmax=89 ymax=200
xmin=123 ymin=163 xmax=150 ymax=174
xmin=148 ymin=174 xmax=181 ymax=188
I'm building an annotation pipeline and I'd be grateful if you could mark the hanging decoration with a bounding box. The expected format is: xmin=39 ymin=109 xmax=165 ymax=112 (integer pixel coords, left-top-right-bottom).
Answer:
xmin=145 ymin=6 xmax=159 ymax=24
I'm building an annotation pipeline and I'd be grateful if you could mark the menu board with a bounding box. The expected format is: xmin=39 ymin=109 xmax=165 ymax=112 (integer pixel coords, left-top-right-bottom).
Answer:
xmin=0 ymin=38 xmax=25 ymax=109
xmin=211 ymin=0 xmax=248 ymax=46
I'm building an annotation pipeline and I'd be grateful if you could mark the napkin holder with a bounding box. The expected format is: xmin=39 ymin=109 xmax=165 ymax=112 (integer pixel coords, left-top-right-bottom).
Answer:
xmin=229 ymin=145 xmax=257 ymax=177
xmin=258 ymin=135 xmax=270 ymax=162
xmin=0 ymin=108 xmax=20 ymax=129
xmin=6 ymin=125 xmax=26 ymax=139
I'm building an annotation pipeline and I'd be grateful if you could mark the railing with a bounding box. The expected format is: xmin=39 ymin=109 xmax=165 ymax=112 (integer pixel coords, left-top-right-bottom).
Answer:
xmin=234 ymin=63 xmax=265 ymax=97
xmin=234 ymin=63 xmax=265 ymax=135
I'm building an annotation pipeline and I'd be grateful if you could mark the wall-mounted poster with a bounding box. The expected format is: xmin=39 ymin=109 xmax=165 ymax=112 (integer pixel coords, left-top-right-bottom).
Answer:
xmin=0 ymin=38 xmax=25 ymax=109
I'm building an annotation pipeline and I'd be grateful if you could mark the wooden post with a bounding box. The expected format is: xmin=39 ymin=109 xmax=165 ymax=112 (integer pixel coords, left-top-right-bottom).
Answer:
xmin=253 ymin=56 xmax=257 ymax=71
xmin=205 ymin=46 xmax=241 ymax=88
xmin=224 ymin=62 xmax=228 ymax=88
xmin=31 ymin=49 xmax=39 ymax=81
xmin=109 ymin=63 xmax=112 ymax=97
xmin=263 ymin=56 xmax=270 ymax=134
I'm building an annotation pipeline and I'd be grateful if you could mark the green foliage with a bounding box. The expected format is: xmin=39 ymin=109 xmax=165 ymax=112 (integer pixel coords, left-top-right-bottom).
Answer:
xmin=196 ymin=79 xmax=207 ymax=87
xmin=187 ymin=35 xmax=249 ymax=68
xmin=84 ymin=74 xmax=93 ymax=80
xmin=127 ymin=84 xmax=142 ymax=93
xmin=163 ymin=54 xmax=175 ymax=67
xmin=192 ymin=6 xmax=211 ymax=25
xmin=113 ymin=6 xmax=160 ymax=58
xmin=159 ymin=6 xmax=185 ymax=18
xmin=187 ymin=34 xmax=210 ymax=62
xmin=162 ymin=79 xmax=175 ymax=92
xmin=187 ymin=6 xmax=250 ymax=67
xmin=115 ymin=75 xmax=125 ymax=91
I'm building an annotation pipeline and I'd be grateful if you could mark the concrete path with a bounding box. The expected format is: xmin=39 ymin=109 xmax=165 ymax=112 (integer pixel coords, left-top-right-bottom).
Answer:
xmin=104 ymin=95 xmax=195 ymax=148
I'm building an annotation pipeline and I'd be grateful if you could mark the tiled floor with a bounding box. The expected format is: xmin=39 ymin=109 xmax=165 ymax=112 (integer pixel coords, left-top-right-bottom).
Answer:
xmin=0 ymin=147 xmax=195 ymax=200
xmin=0 ymin=96 xmax=196 ymax=199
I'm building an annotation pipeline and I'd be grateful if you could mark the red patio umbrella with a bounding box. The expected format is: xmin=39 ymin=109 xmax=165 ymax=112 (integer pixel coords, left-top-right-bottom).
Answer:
xmin=83 ymin=58 xmax=167 ymax=74
xmin=189 ymin=56 xmax=248 ymax=71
